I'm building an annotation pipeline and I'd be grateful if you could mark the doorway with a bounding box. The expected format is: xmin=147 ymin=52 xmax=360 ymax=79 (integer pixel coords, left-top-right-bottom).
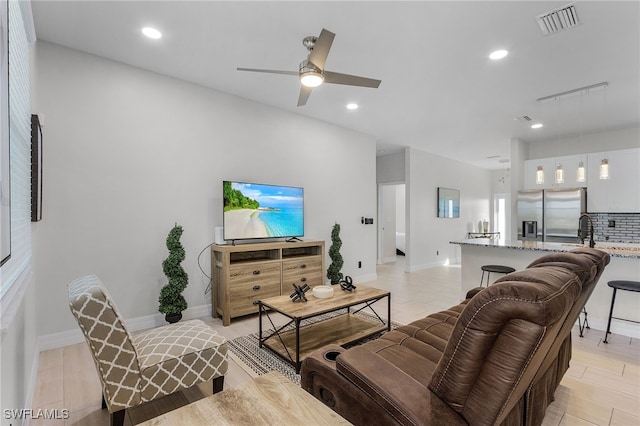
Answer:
xmin=493 ymin=193 xmax=509 ymax=240
xmin=377 ymin=183 xmax=406 ymax=264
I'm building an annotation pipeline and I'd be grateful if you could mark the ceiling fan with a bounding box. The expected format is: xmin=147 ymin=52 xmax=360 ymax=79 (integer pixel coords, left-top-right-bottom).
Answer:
xmin=237 ymin=29 xmax=381 ymax=107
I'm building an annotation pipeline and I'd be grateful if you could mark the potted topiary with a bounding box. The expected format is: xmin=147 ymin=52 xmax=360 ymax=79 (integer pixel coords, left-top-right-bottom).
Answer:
xmin=159 ymin=224 xmax=188 ymax=323
xmin=327 ymin=222 xmax=344 ymax=285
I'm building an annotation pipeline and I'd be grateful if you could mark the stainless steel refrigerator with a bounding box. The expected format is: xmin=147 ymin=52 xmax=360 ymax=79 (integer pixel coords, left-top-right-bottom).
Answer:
xmin=516 ymin=190 xmax=543 ymax=241
xmin=543 ymin=188 xmax=587 ymax=243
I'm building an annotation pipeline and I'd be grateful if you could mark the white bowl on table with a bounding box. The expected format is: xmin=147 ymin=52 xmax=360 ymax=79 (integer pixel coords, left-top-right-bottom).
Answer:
xmin=312 ymin=286 xmax=334 ymax=299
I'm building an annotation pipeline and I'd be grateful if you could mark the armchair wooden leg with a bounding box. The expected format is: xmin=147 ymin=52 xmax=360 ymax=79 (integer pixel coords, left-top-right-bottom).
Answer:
xmin=110 ymin=409 xmax=125 ymax=426
xmin=102 ymin=394 xmax=107 ymax=409
xmin=213 ymin=376 xmax=225 ymax=394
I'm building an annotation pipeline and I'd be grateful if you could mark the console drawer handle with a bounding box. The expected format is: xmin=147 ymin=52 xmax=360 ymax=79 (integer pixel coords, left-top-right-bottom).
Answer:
xmin=253 ymin=285 xmax=261 ymax=291
xmin=300 ymin=278 xmax=307 ymax=283
xmin=253 ymin=270 xmax=261 ymax=275
xmin=300 ymin=264 xmax=307 ymax=269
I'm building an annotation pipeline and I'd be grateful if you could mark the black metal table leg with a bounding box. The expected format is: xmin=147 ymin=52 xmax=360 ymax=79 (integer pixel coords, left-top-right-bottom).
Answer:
xmin=603 ymin=288 xmax=617 ymax=344
xmin=295 ymin=318 xmax=301 ymax=373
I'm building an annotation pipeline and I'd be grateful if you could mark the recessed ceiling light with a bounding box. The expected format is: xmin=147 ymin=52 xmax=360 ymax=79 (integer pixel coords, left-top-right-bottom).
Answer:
xmin=346 ymin=103 xmax=359 ymax=110
xmin=142 ymin=27 xmax=162 ymax=39
xmin=531 ymin=123 xmax=543 ymax=129
xmin=489 ymin=49 xmax=508 ymax=60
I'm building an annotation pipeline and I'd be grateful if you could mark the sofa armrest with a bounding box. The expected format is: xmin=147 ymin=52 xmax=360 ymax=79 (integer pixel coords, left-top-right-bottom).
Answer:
xmin=465 ymin=286 xmax=484 ymax=299
xmin=337 ymin=346 xmax=465 ymax=426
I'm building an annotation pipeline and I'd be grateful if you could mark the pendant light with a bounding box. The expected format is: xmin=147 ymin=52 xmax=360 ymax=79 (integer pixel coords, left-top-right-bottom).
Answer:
xmin=555 ymin=164 xmax=564 ymax=184
xmin=554 ymin=98 xmax=563 ymax=184
xmin=599 ymin=158 xmax=610 ymax=180
xmin=599 ymin=86 xmax=610 ymax=180
xmin=533 ymin=100 xmax=544 ymax=185
xmin=576 ymin=161 xmax=585 ymax=182
xmin=576 ymin=91 xmax=585 ymax=182
xmin=536 ymin=165 xmax=544 ymax=184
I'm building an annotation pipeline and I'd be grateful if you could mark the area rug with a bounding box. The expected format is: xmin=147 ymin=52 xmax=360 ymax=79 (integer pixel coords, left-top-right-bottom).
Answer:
xmin=227 ymin=310 xmax=402 ymax=385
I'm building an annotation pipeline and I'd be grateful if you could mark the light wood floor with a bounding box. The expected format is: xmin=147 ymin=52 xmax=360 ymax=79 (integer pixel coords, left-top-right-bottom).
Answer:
xmin=31 ymin=258 xmax=639 ymax=425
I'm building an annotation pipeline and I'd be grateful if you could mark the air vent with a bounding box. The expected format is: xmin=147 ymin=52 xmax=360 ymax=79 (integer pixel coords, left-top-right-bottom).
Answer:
xmin=514 ymin=115 xmax=533 ymax=122
xmin=536 ymin=3 xmax=580 ymax=36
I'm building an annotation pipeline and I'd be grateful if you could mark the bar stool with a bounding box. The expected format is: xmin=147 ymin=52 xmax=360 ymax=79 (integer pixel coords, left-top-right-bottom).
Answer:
xmin=603 ymin=280 xmax=640 ymax=343
xmin=480 ymin=265 xmax=516 ymax=287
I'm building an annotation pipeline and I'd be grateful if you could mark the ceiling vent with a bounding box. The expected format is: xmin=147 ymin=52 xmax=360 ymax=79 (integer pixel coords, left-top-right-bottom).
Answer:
xmin=514 ymin=115 xmax=533 ymax=122
xmin=536 ymin=3 xmax=580 ymax=36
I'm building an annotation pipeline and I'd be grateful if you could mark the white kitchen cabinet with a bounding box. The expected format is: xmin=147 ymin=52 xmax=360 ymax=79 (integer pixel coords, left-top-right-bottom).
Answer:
xmin=587 ymin=148 xmax=640 ymax=212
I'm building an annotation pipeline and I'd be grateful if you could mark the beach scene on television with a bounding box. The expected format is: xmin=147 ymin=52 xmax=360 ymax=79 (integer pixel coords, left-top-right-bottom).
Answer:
xmin=223 ymin=181 xmax=304 ymax=240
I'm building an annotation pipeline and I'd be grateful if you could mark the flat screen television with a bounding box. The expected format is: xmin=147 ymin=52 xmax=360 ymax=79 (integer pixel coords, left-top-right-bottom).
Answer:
xmin=223 ymin=181 xmax=304 ymax=241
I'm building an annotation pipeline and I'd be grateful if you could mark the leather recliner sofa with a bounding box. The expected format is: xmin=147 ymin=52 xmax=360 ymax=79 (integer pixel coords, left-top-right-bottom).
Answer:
xmin=301 ymin=248 xmax=610 ymax=426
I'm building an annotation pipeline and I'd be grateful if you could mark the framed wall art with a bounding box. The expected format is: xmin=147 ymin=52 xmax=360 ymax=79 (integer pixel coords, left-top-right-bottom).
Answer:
xmin=31 ymin=114 xmax=42 ymax=222
xmin=437 ymin=187 xmax=460 ymax=218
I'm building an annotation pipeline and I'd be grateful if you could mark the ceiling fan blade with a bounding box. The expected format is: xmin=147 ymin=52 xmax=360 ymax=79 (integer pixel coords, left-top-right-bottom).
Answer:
xmin=324 ymin=71 xmax=381 ymax=88
xmin=297 ymin=85 xmax=312 ymax=107
xmin=308 ymin=29 xmax=335 ymax=70
xmin=237 ymin=67 xmax=298 ymax=76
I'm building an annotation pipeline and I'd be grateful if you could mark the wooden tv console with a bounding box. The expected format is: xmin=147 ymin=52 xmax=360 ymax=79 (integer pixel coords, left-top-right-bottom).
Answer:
xmin=211 ymin=240 xmax=325 ymax=326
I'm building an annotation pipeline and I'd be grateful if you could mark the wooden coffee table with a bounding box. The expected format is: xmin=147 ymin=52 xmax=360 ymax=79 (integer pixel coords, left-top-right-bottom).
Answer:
xmin=139 ymin=371 xmax=350 ymax=425
xmin=258 ymin=284 xmax=391 ymax=373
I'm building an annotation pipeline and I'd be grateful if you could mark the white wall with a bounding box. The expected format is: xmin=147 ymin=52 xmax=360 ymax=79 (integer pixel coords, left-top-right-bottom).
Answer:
xmin=395 ymin=184 xmax=405 ymax=232
xmin=1 ymin=1 xmax=38 ymax=419
xmin=376 ymin=151 xmax=405 ymax=184
xmin=406 ymin=147 xmax=491 ymax=271
xmin=32 ymin=42 xmax=377 ymax=338
xmin=527 ymin=126 xmax=640 ymax=159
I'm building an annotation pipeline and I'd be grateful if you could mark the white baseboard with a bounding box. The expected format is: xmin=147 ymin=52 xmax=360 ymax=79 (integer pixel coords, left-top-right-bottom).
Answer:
xmin=582 ymin=317 xmax=640 ymax=339
xmin=355 ymin=272 xmax=378 ymax=283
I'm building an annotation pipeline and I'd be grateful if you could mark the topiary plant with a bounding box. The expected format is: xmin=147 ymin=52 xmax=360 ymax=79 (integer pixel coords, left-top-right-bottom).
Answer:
xmin=159 ymin=224 xmax=188 ymax=323
xmin=327 ymin=222 xmax=344 ymax=284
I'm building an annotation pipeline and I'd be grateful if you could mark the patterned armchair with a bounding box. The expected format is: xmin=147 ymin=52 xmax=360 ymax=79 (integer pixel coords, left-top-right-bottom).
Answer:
xmin=68 ymin=275 xmax=228 ymax=426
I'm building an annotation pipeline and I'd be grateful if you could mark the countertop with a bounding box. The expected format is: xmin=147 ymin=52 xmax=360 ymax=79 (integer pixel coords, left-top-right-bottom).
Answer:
xmin=451 ymin=238 xmax=640 ymax=259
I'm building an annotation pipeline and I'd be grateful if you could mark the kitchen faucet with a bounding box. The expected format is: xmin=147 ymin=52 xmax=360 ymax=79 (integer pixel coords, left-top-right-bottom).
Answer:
xmin=578 ymin=213 xmax=596 ymax=248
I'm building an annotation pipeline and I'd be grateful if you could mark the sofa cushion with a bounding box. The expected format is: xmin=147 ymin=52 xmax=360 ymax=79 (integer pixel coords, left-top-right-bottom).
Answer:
xmin=134 ymin=319 xmax=228 ymax=402
xmin=336 ymin=346 xmax=465 ymax=426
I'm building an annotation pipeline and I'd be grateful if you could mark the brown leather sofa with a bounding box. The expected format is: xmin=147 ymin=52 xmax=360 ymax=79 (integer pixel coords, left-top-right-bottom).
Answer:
xmin=301 ymin=248 xmax=610 ymax=426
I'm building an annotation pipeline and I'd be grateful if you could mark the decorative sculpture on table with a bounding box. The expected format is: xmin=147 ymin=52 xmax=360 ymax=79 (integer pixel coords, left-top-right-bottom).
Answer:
xmin=290 ymin=283 xmax=310 ymax=302
xmin=339 ymin=276 xmax=356 ymax=292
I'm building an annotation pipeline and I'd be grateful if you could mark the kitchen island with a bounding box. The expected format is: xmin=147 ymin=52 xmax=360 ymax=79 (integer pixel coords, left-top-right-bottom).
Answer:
xmin=451 ymin=238 xmax=640 ymax=339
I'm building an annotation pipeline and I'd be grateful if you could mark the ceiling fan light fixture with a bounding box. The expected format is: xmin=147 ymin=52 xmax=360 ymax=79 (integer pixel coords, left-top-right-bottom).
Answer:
xmin=300 ymin=71 xmax=324 ymax=87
